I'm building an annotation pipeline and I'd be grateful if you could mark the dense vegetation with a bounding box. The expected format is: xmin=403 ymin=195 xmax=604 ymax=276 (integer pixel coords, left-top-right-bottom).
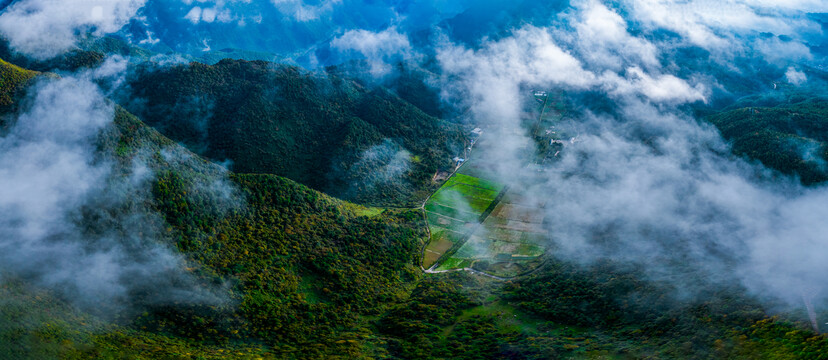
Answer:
xmin=0 ymin=38 xmax=104 ymax=72
xmin=0 ymin=57 xmax=35 ymax=108
xmin=123 ymin=58 xmax=468 ymax=206
xmin=2 ymin=86 xmax=429 ymax=358
xmin=0 ymin=35 xmax=160 ymax=73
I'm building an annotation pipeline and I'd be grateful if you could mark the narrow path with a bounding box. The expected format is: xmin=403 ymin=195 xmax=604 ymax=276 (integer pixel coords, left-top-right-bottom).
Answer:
xmin=422 ymin=266 xmax=509 ymax=281
xmin=418 ymin=132 xmax=488 ymax=278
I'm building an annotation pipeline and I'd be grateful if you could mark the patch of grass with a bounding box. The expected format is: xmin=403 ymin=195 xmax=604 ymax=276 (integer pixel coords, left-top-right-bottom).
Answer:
xmin=514 ymin=243 xmax=545 ymax=257
xmin=449 ymin=174 xmax=503 ymax=192
xmin=423 ymin=250 xmax=442 ymax=269
xmin=430 ymin=185 xmax=497 ymax=213
xmin=424 ymin=174 xmax=502 ymax=222
xmin=427 ymin=229 xmax=458 ymax=251
xmin=427 ymin=212 xmax=470 ymax=233
xmin=436 ymin=257 xmax=472 ymax=270
xmin=453 ymin=236 xmax=489 ymax=259
xmin=349 ymin=205 xmax=385 ymax=217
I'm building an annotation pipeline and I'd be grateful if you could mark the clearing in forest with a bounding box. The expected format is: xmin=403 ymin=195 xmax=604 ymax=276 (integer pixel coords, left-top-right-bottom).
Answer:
xmin=423 ymin=92 xmax=562 ymax=277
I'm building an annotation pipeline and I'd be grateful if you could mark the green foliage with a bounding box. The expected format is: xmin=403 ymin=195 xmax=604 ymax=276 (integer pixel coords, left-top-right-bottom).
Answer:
xmin=0 ymin=39 xmax=106 ymax=73
xmin=3 ymin=56 xmax=828 ymax=359
xmin=0 ymin=279 xmax=104 ymax=360
xmin=377 ymin=273 xmax=478 ymax=358
xmin=0 ymin=69 xmax=429 ymax=358
xmin=503 ymin=261 xmax=634 ymax=328
xmin=731 ymin=318 xmax=828 ymax=359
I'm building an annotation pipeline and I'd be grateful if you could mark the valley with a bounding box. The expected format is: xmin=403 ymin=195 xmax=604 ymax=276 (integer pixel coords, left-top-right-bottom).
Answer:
xmin=1 ymin=1 xmax=828 ymax=359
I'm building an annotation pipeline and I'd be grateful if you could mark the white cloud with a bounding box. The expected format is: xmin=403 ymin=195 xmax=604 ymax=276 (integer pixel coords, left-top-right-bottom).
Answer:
xmin=331 ymin=27 xmax=413 ymax=77
xmin=785 ymin=66 xmax=807 ymax=85
xmin=0 ymin=0 xmax=147 ymax=60
xmin=601 ymin=67 xmax=707 ymax=103
xmin=437 ymin=24 xmax=704 ymax=118
xmin=567 ymin=0 xmax=660 ymax=70
xmin=623 ymin=0 xmax=821 ymax=57
xmin=185 ymin=6 xmax=204 ymax=23
xmin=743 ymin=0 xmax=828 ymax=13
xmin=539 ymin=99 xmax=828 ymax=304
xmin=271 ymin=0 xmax=341 ymax=22
xmin=201 ymin=7 xmax=218 ymax=22
xmin=436 ymin=26 xmax=598 ymax=178
xmin=181 ymin=0 xmax=237 ymax=24
xmin=0 ymin=61 xmax=236 ymax=313
xmin=432 ymin=0 xmax=828 ymax=309
xmin=755 ymin=36 xmax=813 ymax=64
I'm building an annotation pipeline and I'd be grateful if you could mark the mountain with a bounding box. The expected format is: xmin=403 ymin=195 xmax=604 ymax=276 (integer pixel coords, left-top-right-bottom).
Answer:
xmin=121 ymin=58 xmax=468 ymax=206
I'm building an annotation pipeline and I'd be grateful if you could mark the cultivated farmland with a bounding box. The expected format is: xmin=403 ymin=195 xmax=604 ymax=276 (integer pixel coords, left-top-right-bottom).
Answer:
xmin=423 ymin=165 xmax=548 ymax=277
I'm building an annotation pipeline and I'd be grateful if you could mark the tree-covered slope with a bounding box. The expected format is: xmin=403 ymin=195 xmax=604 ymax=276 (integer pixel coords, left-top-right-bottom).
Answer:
xmin=706 ymin=97 xmax=828 ymax=185
xmin=101 ymin=107 xmax=429 ymax=358
xmin=0 ymin=57 xmax=35 ymax=108
xmin=0 ymin=65 xmax=427 ymax=358
xmin=123 ymin=59 xmax=468 ymax=207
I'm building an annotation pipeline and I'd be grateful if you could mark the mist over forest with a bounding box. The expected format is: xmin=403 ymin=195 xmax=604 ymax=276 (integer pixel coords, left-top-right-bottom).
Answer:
xmin=0 ymin=0 xmax=827 ymax=359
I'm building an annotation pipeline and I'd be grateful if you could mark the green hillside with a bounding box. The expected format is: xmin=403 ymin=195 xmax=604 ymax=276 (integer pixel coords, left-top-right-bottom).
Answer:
xmin=0 ymin=58 xmax=36 ymax=108
xmin=123 ymin=59 xmax=468 ymax=207
xmin=0 ymin=67 xmax=426 ymax=358
xmin=706 ymin=98 xmax=828 ymax=184
xmin=0 ymin=35 xmax=158 ymax=73
xmin=101 ymin=108 xmax=428 ymax=358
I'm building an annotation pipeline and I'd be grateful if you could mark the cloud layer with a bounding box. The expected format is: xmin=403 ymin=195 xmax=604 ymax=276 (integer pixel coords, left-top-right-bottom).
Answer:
xmin=0 ymin=0 xmax=147 ymax=59
xmin=434 ymin=0 xmax=828 ymax=309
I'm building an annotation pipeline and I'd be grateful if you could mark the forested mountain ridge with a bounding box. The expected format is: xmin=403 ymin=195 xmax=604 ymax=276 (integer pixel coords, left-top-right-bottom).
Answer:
xmin=705 ymin=96 xmax=828 ymax=185
xmin=122 ymin=58 xmax=468 ymax=207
